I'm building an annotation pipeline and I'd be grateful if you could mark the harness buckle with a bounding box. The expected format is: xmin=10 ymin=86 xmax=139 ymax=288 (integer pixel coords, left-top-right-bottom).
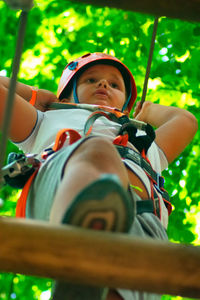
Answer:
xmin=1 ymin=153 xmax=40 ymax=188
xmin=2 ymin=154 xmax=39 ymax=178
xmin=41 ymin=148 xmax=55 ymax=159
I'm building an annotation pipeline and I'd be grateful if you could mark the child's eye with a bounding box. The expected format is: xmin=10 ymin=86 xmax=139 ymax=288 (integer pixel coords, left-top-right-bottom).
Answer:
xmin=87 ymin=78 xmax=96 ymax=84
xmin=110 ymin=82 xmax=119 ymax=89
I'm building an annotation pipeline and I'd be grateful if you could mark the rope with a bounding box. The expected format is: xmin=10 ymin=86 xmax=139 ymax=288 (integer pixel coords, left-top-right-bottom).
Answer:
xmin=140 ymin=16 xmax=159 ymax=107
xmin=0 ymin=10 xmax=28 ymax=184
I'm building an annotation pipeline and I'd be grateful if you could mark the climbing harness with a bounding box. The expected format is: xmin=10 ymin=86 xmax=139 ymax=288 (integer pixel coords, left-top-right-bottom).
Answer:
xmin=5 ymin=101 xmax=171 ymax=218
xmin=78 ymin=104 xmax=171 ymax=215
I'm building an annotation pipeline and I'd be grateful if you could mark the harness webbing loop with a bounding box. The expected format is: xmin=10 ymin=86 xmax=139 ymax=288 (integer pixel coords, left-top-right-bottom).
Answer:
xmin=53 ymin=129 xmax=82 ymax=151
xmin=137 ymin=199 xmax=160 ymax=216
xmin=42 ymin=129 xmax=82 ymax=160
xmin=115 ymin=145 xmax=172 ymax=215
xmin=84 ymin=111 xmax=112 ymax=136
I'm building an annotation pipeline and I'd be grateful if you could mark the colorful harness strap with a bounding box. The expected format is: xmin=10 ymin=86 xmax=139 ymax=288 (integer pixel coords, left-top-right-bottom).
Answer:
xmin=42 ymin=128 xmax=82 ymax=159
xmin=115 ymin=144 xmax=171 ymax=213
xmin=16 ymin=168 xmax=39 ymax=217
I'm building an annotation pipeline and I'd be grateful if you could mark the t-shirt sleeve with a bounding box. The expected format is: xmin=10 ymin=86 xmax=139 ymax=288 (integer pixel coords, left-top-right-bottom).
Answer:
xmin=146 ymin=141 xmax=168 ymax=173
xmin=13 ymin=110 xmax=44 ymax=153
xmin=156 ymin=143 xmax=168 ymax=171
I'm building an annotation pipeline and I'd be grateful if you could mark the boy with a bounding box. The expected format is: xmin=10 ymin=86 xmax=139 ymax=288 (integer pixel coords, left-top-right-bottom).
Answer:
xmin=0 ymin=52 xmax=198 ymax=300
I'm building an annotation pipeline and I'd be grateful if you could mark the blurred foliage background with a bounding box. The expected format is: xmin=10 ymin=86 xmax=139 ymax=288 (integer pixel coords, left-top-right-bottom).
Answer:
xmin=0 ymin=0 xmax=199 ymax=299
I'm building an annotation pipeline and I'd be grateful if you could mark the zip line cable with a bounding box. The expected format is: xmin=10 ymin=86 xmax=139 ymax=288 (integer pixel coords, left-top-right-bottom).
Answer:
xmin=0 ymin=10 xmax=28 ymax=184
xmin=140 ymin=16 xmax=159 ymax=107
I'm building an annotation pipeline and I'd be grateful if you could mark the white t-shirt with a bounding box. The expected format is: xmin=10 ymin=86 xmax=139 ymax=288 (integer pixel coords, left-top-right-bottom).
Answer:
xmin=15 ymin=107 xmax=169 ymax=227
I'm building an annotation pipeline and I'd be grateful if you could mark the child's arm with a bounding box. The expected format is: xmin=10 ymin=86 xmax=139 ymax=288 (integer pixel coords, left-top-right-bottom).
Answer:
xmin=0 ymin=76 xmax=58 ymax=111
xmin=0 ymin=77 xmax=35 ymax=143
xmin=134 ymin=101 xmax=198 ymax=163
xmin=0 ymin=77 xmax=58 ymax=143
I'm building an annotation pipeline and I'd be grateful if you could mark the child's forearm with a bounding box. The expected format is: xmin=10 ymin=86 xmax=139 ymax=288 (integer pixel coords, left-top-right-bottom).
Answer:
xmin=0 ymin=76 xmax=58 ymax=112
xmin=134 ymin=101 xmax=198 ymax=163
xmin=135 ymin=101 xmax=196 ymax=129
xmin=0 ymin=76 xmax=33 ymax=102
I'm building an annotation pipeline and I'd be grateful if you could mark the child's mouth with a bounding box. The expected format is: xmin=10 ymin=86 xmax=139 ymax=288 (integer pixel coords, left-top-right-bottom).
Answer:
xmin=95 ymin=89 xmax=109 ymax=98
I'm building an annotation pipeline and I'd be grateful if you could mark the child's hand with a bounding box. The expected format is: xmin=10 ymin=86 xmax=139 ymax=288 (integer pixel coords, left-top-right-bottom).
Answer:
xmin=133 ymin=101 xmax=151 ymax=122
xmin=33 ymin=89 xmax=58 ymax=112
xmin=133 ymin=101 xmax=142 ymax=119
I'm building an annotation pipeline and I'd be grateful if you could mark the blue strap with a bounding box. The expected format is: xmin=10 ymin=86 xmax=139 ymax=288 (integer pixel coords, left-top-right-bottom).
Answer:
xmin=73 ymin=77 xmax=79 ymax=103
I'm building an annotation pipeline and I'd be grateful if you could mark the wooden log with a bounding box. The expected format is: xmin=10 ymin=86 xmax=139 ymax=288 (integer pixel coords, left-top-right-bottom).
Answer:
xmin=70 ymin=0 xmax=200 ymax=22
xmin=3 ymin=0 xmax=33 ymax=10
xmin=0 ymin=217 xmax=200 ymax=297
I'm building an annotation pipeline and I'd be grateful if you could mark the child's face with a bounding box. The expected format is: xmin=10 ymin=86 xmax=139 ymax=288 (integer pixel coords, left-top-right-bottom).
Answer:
xmin=69 ymin=64 xmax=126 ymax=110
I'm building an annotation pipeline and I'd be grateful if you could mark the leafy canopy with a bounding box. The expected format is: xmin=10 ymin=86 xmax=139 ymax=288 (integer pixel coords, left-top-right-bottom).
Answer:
xmin=0 ymin=0 xmax=199 ymax=299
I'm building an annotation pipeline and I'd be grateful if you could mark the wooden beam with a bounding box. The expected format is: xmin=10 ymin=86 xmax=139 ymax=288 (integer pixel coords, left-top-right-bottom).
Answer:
xmin=3 ymin=0 xmax=33 ymax=10
xmin=3 ymin=0 xmax=200 ymax=21
xmin=0 ymin=217 xmax=200 ymax=298
xmin=70 ymin=0 xmax=200 ymax=22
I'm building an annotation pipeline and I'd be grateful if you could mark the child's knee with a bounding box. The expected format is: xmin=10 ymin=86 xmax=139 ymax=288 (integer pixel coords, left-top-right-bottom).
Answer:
xmin=63 ymin=136 xmax=129 ymax=187
xmin=78 ymin=137 xmax=119 ymax=161
xmin=68 ymin=137 xmax=121 ymax=169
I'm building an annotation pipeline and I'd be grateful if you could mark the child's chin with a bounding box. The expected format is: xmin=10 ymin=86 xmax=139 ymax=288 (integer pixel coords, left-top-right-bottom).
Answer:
xmin=93 ymin=99 xmax=110 ymax=106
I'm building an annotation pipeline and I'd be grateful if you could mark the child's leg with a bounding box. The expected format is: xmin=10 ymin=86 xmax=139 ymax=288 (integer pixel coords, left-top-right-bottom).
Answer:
xmin=50 ymin=137 xmax=130 ymax=224
xmin=50 ymin=137 xmax=132 ymax=299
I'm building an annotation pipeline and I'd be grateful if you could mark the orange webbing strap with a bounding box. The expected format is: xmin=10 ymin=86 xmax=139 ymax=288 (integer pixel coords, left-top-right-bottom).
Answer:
xmin=29 ymin=89 xmax=37 ymax=106
xmin=16 ymin=169 xmax=39 ymax=218
xmin=52 ymin=128 xmax=82 ymax=152
xmin=16 ymin=129 xmax=82 ymax=217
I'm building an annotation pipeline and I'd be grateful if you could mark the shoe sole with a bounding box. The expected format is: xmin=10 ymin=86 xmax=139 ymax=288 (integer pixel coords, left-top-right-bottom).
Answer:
xmin=62 ymin=174 xmax=135 ymax=232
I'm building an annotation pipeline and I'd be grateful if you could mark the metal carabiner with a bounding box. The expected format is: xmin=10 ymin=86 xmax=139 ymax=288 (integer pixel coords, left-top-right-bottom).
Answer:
xmin=1 ymin=153 xmax=40 ymax=188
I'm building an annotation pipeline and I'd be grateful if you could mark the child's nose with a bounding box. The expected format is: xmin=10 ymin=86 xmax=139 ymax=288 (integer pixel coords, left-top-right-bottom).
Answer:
xmin=98 ymin=79 xmax=108 ymax=88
